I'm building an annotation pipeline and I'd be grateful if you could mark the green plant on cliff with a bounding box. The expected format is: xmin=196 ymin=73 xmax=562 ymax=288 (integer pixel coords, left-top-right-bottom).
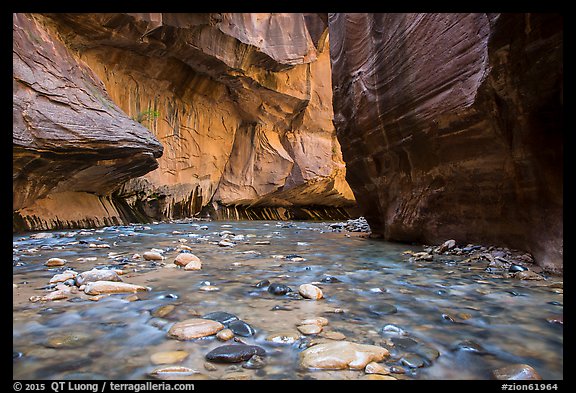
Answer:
xmin=133 ymin=109 xmax=160 ymax=124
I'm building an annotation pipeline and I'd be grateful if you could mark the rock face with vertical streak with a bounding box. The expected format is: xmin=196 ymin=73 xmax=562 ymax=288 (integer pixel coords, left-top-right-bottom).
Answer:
xmin=13 ymin=12 xmax=355 ymax=230
xmin=328 ymin=13 xmax=563 ymax=272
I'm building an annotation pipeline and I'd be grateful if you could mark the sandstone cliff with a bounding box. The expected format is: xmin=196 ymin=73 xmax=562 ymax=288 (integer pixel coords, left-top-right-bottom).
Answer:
xmin=13 ymin=13 xmax=355 ymax=230
xmin=329 ymin=13 xmax=563 ymax=272
xmin=13 ymin=13 xmax=164 ymax=230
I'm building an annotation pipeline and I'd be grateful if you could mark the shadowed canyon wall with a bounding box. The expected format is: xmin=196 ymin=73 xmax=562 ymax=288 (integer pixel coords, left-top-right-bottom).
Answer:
xmin=329 ymin=13 xmax=563 ymax=272
xmin=13 ymin=13 xmax=355 ymax=231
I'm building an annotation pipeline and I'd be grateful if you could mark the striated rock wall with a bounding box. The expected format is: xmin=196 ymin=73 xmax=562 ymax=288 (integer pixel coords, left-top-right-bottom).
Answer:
xmin=13 ymin=13 xmax=163 ymax=231
xmin=329 ymin=13 xmax=563 ymax=272
xmin=13 ymin=13 xmax=355 ymax=230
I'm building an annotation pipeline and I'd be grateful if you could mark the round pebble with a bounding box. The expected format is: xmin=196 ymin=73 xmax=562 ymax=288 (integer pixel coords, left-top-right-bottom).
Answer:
xmin=150 ymin=351 xmax=189 ymax=365
xmin=298 ymin=284 xmax=324 ymax=300
xmin=267 ymin=283 xmax=292 ymax=296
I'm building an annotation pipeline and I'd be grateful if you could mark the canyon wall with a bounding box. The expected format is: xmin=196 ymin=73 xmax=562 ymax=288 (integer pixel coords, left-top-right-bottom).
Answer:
xmin=13 ymin=13 xmax=355 ymax=231
xmin=329 ymin=13 xmax=563 ymax=272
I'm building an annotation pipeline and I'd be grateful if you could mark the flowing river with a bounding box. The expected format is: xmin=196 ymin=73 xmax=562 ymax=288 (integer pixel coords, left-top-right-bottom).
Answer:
xmin=13 ymin=220 xmax=563 ymax=380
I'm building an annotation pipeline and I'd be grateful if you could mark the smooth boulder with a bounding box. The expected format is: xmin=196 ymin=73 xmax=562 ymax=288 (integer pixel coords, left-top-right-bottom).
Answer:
xmin=83 ymin=281 xmax=148 ymax=295
xmin=168 ymin=318 xmax=224 ymax=340
xmin=205 ymin=344 xmax=266 ymax=363
xmin=300 ymin=341 xmax=390 ymax=370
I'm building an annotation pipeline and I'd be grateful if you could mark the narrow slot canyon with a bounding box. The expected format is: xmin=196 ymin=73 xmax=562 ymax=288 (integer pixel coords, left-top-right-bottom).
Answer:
xmin=13 ymin=13 xmax=562 ymax=381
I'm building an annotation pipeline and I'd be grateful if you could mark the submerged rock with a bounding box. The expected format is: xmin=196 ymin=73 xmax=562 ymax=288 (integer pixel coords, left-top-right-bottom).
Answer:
xmin=242 ymin=355 xmax=266 ymax=369
xmin=205 ymin=344 xmax=266 ymax=363
xmin=266 ymin=331 xmax=300 ymax=344
xmin=297 ymin=324 xmax=322 ymax=335
xmin=174 ymin=253 xmax=201 ymax=267
xmin=203 ymin=311 xmax=239 ymax=326
xmin=45 ymin=258 xmax=66 ymax=267
xmin=267 ymin=283 xmax=292 ymax=296
xmin=83 ymin=281 xmax=148 ymax=295
xmin=513 ymin=270 xmax=544 ymax=280
xmin=365 ymin=362 xmax=391 ymax=375
xmin=149 ymin=366 xmax=199 ymax=379
xmin=299 ymin=341 xmax=389 ymax=370
xmin=492 ymin=364 xmax=542 ymax=380
xmin=228 ymin=320 xmax=255 ymax=337
xmin=168 ymin=319 xmax=224 ymax=340
xmin=150 ymin=351 xmax=189 ymax=365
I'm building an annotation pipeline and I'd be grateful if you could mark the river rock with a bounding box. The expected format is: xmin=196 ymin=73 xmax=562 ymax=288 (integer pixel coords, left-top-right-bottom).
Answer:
xmin=29 ymin=290 xmax=69 ymax=302
xmin=436 ymin=239 xmax=456 ymax=253
xmin=228 ymin=320 xmax=255 ymax=337
xmin=49 ymin=270 xmax=78 ymax=284
xmin=152 ymin=304 xmax=176 ymax=318
xmin=300 ymin=341 xmax=390 ymax=370
xmin=150 ymin=351 xmax=190 ymax=365
xmin=381 ymin=324 xmax=406 ymax=336
xmin=368 ymin=303 xmax=398 ymax=316
xmin=216 ymin=329 xmax=235 ymax=341
xmin=221 ymin=372 xmax=250 ymax=380
xmin=362 ymin=374 xmax=398 ymax=380
xmin=254 ymin=279 xmax=270 ymax=288
xmin=411 ymin=252 xmax=433 ymax=261
xmin=45 ymin=258 xmax=66 ymax=267
xmin=298 ymin=284 xmax=324 ymax=300
xmin=546 ymin=315 xmax=563 ymax=325
xmin=415 ymin=345 xmax=440 ymax=361
xmin=365 ymin=362 xmax=391 ymax=375
xmin=168 ymin=318 xmax=224 ymax=340
xmin=199 ymin=285 xmax=219 ymax=291
xmin=266 ymin=331 xmax=300 ymax=344
xmin=297 ymin=324 xmax=322 ymax=335
xmin=205 ymin=344 xmax=266 ymax=363
xmin=174 ymin=253 xmax=201 ymax=267
xmin=492 ymin=364 xmax=542 ymax=380
xmin=143 ymin=251 xmax=164 ymax=261
xmin=323 ymin=331 xmax=346 ymax=341
xmin=89 ymin=243 xmax=111 ymax=249
xmin=88 ymin=295 xmax=107 ymax=301
xmin=184 ymin=260 xmax=202 ymax=270
xmin=513 ymin=270 xmax=544 ymax=280
xmin=400 ymin=353 xmax=426 ymax=368
xmin=453 ymin=340 xmax=486 ymax=354
xmin=45 ymin=332 xmax=92 ymax=349
xmin=300 ymin=317 xmax=328 ymax=327
xmin=203 ymin=311 xmax=239 ymax=326
xmin=268 ymin=283 xmax=292 ymax=295
xmin=75 ymin=269 xmax=122 ymax=285
xmin=242 ymin=355 xmax=266 ymax=369
xmin=508 ymin=264 xmax=528 ymax=273
xmin=320 ymin=276 xmax=341 ymax=283
xmin=83 ymin=281 xmax=148 ymax=295
xmin=149 ymin=366 xmax=199 ymax=379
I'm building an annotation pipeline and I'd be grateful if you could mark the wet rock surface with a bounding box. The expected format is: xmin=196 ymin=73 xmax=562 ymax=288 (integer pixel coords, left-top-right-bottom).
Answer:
xmin=328 ymin=13 xmax=563 ymax=273
xmin=12 ymin=221 xmax=562 ymax=380
xmin=205 ymin=344 xmax=266 ymax=363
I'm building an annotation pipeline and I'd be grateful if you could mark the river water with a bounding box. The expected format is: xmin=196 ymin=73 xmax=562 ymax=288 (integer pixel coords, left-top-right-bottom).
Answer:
xmin=13 ymin=220 xmax=563 ymax=380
